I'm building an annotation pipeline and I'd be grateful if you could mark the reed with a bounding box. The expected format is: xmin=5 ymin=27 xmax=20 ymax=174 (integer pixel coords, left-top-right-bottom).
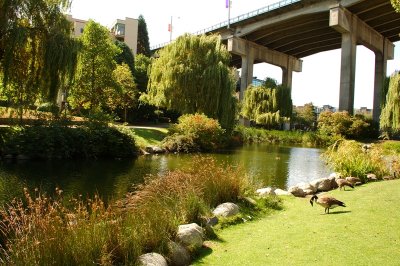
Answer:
xmin=0 ymin=157 xmax=252 ymax=265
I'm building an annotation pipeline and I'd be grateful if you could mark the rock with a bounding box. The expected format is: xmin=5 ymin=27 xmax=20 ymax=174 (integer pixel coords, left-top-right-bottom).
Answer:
xmin=383 ymin=175 xmax=395 ymax=181
xmin=242 ymin=197 xmax=257 ymax=207
xmin=256 ymin=187 xmax=275 ymax=196
xmin=176 ymin=223 xmax=203 ymax=250
xmin=288 ymin=186 xmax=306 ymax=197
xmin=366 ymin=173 xmax=378 ymax=181
xmin=145 ymin=146 xmax=165 ymax=154
xmin=167 ymin=241 xmax=191 ymax=266
xmin=310 ymin=177 xmax=333 ymax=192
xmin=295 ymin=182 xmax=316 ymax=195
xmin=274 ymin=189 xmax=292 ymax=196
xmin=212 ymin=202 xmax=239 ymax=217
xmin=137 ymin=253 xmax=168 ymax=266
xmin=329 ymin=172 xmax=343 ymax=179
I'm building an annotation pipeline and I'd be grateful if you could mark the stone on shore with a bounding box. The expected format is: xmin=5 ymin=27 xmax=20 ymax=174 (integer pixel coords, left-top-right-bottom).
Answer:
xmin=176 ymin=223 xmax=204 ymax=251
xmin=137 ymin=253 xmax=168 ymax=266
xmin=167 ymin=241 xmax=191 ymax=266
xmin=256 ymin=187 xmax=275 ymax=196
xmin=212 ymin=202 xmax=239 ymax=217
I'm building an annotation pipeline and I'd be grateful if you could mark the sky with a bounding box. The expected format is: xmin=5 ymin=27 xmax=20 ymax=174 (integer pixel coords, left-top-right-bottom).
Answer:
xmin=69 ymin=0 xmax=400 ymax=109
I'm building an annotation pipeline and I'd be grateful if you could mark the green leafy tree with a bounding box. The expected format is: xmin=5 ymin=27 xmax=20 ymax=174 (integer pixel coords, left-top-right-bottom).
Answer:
xmin=317 ymin=111 xmax=370 ymax=138
xmin=294 ymin=102 xmax=316 ymax=129
xmin=107 ymin=63 xmax=138 ymax=122
xmin=241 ymin=81 xmax=292 ymax=128
xmin=144 ymin=34 xmax=237 ymax=131
xmin=392 ymin=0 xmax=400 ymax=12
xmin=0 ymin=0 xmax=77 ymax=120
xmin=137 ymin=15 xmax=151 ymax=56
xmin=134 ymin=54 xmax=151 ymax=94
xmin=114 ymin=40 xmax=135 ymax=76
xmin=69 ymin=20 xmax=120 ymax=114
xmin=380 ymin=72 xmax=400 ymax=133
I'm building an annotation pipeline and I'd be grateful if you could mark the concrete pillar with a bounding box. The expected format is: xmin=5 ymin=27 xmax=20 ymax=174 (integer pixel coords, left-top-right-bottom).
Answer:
xmin=373 ymin=51 xmax=386 ymax=123
xmin=281 ymin=57 xmax=293 ymax=90
xmin=239 ymin=50 xmax=254 ymax=101
xmin=338 ymin=31 xmax=357 ymax=115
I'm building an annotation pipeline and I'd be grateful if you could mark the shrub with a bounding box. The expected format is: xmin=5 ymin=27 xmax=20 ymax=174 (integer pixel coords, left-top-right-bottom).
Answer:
xmin=162 ymin=113 xmax=225 ymax=152
xmin=317 ymin=111 xmax=374 ymax=139
xmin=0 ymin=124 xmax=138 ymax=159
xmin=322 ymin=140 xmax=390 ymax=181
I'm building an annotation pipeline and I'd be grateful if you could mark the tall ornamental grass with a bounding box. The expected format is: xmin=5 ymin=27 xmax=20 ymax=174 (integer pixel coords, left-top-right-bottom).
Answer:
xmin=0 ymin=157 xmax=251 ymax=265
xmin=323 ymin=140 xmax=391 ymax=181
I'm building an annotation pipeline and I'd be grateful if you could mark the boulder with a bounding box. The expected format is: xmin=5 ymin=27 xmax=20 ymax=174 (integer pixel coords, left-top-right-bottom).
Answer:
xmin=167 ymin=241 xmax=191 ymax=266
xmin=212 ymin=202 xmax=239 ymax=217
xmin=145 ymin=146 xmax=165 ymax=154
xmin=274 ymin=189 xmax=292 ymax=196
xmin=367 ymin=173 xmax=378 ymax=181
xmin=137 ymin=253 xmax=168 ymax=266
xmin=176 ymin=223 xmax=203 ymax=250
xmin=288 ymin=186 xmax=306 ymax=197
xmin=293 ymin=182 xmax=316 ymax=195
xmin=310 ymin=177 xmax=333 ymax=192
xmin=256 ymin=187 xmax=275 ymax=196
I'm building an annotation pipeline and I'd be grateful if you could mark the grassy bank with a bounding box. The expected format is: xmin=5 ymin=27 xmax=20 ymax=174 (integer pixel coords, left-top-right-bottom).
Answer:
xmin=131 ymin=126 xmax=169 ymax=148
xmin=194 ymin=179 xmax=400 ymax=265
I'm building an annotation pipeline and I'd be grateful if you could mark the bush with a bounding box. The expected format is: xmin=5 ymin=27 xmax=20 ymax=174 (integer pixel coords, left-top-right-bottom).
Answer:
xmin=162 ymin=113 xmax=225 ymax=152
xmin=323 ymin=140 xmax=390 ymax=181
xmin=0 ymin=123 xmax=138 ymax=159
xmin=317 ymin=111 xmax=375 ymax=139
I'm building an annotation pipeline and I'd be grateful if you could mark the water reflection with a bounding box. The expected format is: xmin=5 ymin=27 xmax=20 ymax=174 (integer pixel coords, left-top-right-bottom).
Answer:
xmin=0 ymin=144 xmax=331 ymax=204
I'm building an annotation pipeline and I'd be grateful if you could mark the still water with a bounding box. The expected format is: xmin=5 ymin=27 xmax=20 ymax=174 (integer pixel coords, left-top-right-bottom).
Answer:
xmin=0 ymin=144 xmax=331 ymax=203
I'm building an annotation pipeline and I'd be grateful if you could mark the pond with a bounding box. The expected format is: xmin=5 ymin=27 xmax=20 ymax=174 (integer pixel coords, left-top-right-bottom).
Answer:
xmin=0 ymin=144 xmax=331 ymax=204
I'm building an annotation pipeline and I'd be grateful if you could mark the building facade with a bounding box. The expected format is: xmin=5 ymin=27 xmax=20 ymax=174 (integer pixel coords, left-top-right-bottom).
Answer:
xmin=66 ymin=15 xmax=138 ymax=55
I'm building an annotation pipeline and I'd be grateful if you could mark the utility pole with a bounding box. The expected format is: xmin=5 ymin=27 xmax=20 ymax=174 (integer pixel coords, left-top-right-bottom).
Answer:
xmin=169 ymin=16 xmax=173 ymax=41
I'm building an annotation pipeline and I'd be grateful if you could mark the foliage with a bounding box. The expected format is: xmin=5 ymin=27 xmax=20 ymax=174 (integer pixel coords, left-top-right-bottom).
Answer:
xmin=233 ymin=126 xmax=336 ymax=147
xmin=0 ymin=157 xmax=253 ymax=264
xmin=380 ymin=72 xmax=400 ymax=134
xmin=137 ymin=15 xmax=151 ymax=57
xmin=392 ymin=0 xmax=400 ymax=12
xmin=144 ymin=34 xmax=237 ymax=131
xmin=323 ymin=140 xmax=390 ymax=181
xmin=107 ymin=63 xmax=138 ymax=122
xmin=293 ymin=102 xmax=316 ymax=129
xmin=134 ymin=54 xmax=151 ymax=94
xmin=114 ymin=40 xmax=135 ymax=76
xmin=162 ymin=113 xmax=225 ymax=152
xmin=241 ymin=82 xmax=292 ymax=128
xmin=0 ymin=124 xmax=138 ymax=159
xmin=131 ymin=127 xmax=168 ymax=148
xmin=69 ymin=20 xmax=120 ymax=114
xmin=317 ymin=111 xmax=372 ymax=139
xmin=0 ymin=0 xmax=78 ymax=121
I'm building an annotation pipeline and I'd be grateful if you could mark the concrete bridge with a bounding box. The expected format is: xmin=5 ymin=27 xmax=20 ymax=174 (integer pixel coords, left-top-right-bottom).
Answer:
xmin=152 ymin=0 xmax=400 ymax=122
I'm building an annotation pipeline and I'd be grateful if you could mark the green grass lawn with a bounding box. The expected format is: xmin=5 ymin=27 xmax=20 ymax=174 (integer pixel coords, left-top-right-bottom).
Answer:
xmin=131 ymin=126 xmax=169 ymax=148
xmin=194 ymin=179 xmax=400 ymax=266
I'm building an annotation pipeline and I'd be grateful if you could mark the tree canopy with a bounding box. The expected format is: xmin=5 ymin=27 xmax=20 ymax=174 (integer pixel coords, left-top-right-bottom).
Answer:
xmin=0 ymin=0 xmax=78 ymax=119
xmin=137 ymin=15 xmax=151 ymax=57
xmin=380 ymin=72 xmax=400 ymax=133
xmin=69 ymin=20 xmax=120 ymax=113
xmin=144 ymin=34 xmax=237 ymax=130
xmin=241 ymin=80 xmax=292 ymax=127
xmin=114 ymin=40 xmax=135 ymax=76
xmin=392 ymin=0 xmax=400 ymax=12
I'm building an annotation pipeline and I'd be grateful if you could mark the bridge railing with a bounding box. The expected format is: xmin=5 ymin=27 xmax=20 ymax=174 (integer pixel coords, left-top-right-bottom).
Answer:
xmin=150 ymin=0 xmax=301 ymax=50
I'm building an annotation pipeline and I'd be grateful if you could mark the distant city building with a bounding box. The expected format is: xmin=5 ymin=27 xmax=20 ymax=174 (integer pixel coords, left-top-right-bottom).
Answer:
xmin=66 ymin=15 xmax=138 ymax=55
xmin=355 ymin=107 xmax=372 ymax=116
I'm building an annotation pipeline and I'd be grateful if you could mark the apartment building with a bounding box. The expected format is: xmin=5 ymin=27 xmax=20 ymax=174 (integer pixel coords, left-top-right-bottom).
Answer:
xmin=66 ymin=15 xmax=138 ymax=55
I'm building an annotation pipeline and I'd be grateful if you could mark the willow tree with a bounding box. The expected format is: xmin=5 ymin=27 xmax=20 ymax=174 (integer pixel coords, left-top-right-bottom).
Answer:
xmin=392 ymin=0 xmax=400 ymax=12
xmin=0 ymin=0 xmax=78 ymax=120
xmin=380 ymin=73 xmax=400 ymax=133
xmin=241 ymin=82 xmax=292 ymax=127
xmin=144 ymin=34 xmax=237 ymax=131
xmin=69 ymin=20 xmax=120 ymax=114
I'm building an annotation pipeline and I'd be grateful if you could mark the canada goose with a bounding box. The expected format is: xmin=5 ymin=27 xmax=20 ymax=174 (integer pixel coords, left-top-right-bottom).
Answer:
xmin=310 ymin=194 xmax=346 ymax=214
xmin=336 ymin=178 xmax=354 ymax=191
xmin=345 ymin=176 xmax=362 ymax=186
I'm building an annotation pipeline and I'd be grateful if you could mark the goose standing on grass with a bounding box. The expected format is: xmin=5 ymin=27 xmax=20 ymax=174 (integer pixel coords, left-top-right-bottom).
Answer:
xmin=310 ymin=194 xmax=346 ymax=214
xmin=346 ymin=176 xmax=362 ymax=186
xmin=336 ymin=178 xmax=354 ymax=190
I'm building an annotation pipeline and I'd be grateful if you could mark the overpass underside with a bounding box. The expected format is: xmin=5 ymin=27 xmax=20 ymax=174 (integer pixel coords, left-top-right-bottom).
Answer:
xmin=216 ymin=0 xmax=400 ymax=123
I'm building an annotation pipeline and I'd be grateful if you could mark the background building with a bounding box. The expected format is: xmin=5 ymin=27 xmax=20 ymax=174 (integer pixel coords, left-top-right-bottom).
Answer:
xmin=66 ymin=15 xmax=138 ymax=55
